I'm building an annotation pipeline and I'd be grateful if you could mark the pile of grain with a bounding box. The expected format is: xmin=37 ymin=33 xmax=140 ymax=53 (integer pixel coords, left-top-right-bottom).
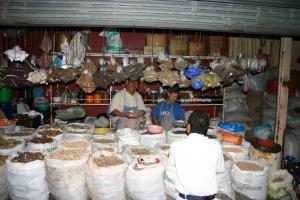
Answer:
xmin=94 ymin=156 xmax=124 ymax=167
xmin=236 ymin=161 xmax=262 ymax=171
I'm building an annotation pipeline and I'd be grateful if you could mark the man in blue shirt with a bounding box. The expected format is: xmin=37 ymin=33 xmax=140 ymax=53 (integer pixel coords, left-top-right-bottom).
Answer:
xmin=152 ymin=86 xmax=185 ymax=130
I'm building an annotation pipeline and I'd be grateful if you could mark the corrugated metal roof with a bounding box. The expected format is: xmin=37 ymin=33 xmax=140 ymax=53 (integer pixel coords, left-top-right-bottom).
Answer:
xmin=0 ymin=0 xmax=300 ymax=36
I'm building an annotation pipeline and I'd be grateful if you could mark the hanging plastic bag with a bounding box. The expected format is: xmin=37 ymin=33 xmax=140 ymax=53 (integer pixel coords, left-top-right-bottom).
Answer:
xmin=184 ymin=64 xmax=202 ymax=79
xmin=68 ymin=32 xmax=86 ymax=67
xmin=40 ymin=32 xmax=52 ymax=54
xmin=4 ymin=46 xmax=29 ymax=62
xmin=191 ymin=77 xmax=204 ymax=90
xmin=99 ymin=31 xmax=122 ymax=53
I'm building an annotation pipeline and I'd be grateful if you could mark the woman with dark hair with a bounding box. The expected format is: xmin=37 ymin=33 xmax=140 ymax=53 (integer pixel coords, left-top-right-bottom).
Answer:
xmin=151 ymin=86 xmax=184 ymax=130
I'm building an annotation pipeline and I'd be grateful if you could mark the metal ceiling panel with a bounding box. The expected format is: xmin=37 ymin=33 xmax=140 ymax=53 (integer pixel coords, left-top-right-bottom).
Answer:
xmin=0 ymin=0 xmax=300 ymax=36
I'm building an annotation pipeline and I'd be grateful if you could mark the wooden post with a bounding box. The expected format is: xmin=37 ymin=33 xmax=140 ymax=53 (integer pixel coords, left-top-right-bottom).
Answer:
xmin=275 ymin=37 xmax=292 ymax=148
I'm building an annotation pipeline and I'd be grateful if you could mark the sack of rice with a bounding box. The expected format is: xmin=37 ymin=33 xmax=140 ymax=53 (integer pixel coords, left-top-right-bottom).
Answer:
xmin=45 ymin=149 xmax=89 ymax=200
xmin=0 ymin=137 xmax=25 ymax=156
xmin=0 ymin=155 xmax=8 ymax=200
xmin=126 ymin=156 xmax=166 ymax=200
xmin=139 ymin=130 xmax=166 ymax=148
xmin=26 ymin=136 xmax=57 ymax=153
xmin=86 ymin=152 xmax=127 ymax=200
xmin=6 ymin=152 xmax=48 ymax=200
xmin=267 ymin=170 xmax=297 ymax=200
xmin=231 ymin=160 xmax=268 ymax=200
xmin=166 ymin=128 xmax=187 ymax=144
xmin=58 ymin=138 xmax=91 ymax=153
xmin=92 ymin=135 xmax=117 ymax=156
xmin=222 ymin=143 xmax=249 ymax=162
xmin=216 ymin=153 xmax=234 ymax=199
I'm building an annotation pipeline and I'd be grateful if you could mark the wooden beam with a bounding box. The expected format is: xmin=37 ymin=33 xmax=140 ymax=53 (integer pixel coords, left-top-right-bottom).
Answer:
xmin=275 ymin=37 xmax=292 ymax=148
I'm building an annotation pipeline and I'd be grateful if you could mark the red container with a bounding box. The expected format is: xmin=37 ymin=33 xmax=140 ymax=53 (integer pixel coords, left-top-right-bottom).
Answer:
xmin=86 ymin=95 xmax=94 ymax=104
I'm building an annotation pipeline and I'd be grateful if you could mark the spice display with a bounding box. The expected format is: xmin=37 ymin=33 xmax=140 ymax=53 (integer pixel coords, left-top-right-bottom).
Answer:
xmin=131 ymin=147 xmax=150 ymax=155
xmin=0 ymin=155 xmax=7 ymax=165
xmin=236 ymin=161 xmax=262 ymax=171
xmin=49 ymin=149 xmax=85 ymax=160
xmin=6 ymin=131 xmax=33 ymax=137
xmin=60 ymin=140 xmax=89 ymax=149
xmin=94 ymin=139 xmax=114 ymax=144
xmin=158 ymin=71 xmax=179 ymax=87
xmin=93 ymin=156 xmax=124 ymax=167
xmin=38 ymin=129 xmax=62 ymax=137
xmin=29 ymin=136 xmax=53 ymax=144
xmin=0 ymin=138 xmax=21 ymax=149
xmin=11 ymin=152 xmax=44 ymax=163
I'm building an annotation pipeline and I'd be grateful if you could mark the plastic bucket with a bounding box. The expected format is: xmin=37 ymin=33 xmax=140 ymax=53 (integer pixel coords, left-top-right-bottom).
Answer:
xmin=0 ymin=87 xmax=12 ymax=102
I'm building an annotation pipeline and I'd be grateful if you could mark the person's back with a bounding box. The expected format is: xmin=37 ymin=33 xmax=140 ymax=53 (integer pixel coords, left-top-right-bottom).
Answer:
xmin=167 ymin=111 xmax=224 ymax=199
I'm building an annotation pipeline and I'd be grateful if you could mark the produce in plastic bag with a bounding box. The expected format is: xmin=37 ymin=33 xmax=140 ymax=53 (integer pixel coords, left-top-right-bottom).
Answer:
xmin=198 ymin=72 xmax=222 ymax=90
xmin=158 ymin=71 xmax=179 ymax=87
xmin=143 ymin=66 xmax=158 ymax=83
xmin=178 ymin=75 xmax=190 ymax=88
xmin=86 ymin=152 xmax=127 ymax=200
xmin=184 ymin=64 xmax=202 ymax=79
xmin=4 ymin=46 xmax=29 ymax=62
xmin=82 ymin=61 xmax=97 ymax=74
xmin=76 ymin=70 xmax=96 ymax=93
xmin=159 ymin=59 xmax=174 ymax=71
xmin=7 ymin=152 xmax=49 ymax=200
xmin=191 ymin=77 xmax=204 ymax=90
xmin=57 ymin=67 xmax=81 ymax=83
xmin=112 ymin=66 xmax=127 ymax=83
xmin=174 ymin=56 xmax=187 ymax=71
xmin=46 ymin=150 xmax=89 ymax=200
xmin=26 ymin=70 xmax=48 ymax=84
xmin=40 ymin=32 xmax=52 ymax=54
xmin=93 ymin=69 xmax=114 ymax=89
xmin=99 ymin=31 xmax=122 ymax=53
xmin=123 ymin=64 xmax=144 ymax=81
xmin=68 ymin=32 xmax=86 ymax=67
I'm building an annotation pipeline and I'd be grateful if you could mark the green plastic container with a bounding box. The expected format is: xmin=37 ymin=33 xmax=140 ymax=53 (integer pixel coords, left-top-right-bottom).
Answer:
xmin=0 ymin=87 xmax=12 ymax=102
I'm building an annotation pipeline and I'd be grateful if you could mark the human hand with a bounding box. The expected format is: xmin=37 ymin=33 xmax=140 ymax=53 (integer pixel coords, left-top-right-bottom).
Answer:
xmin=136 ymin=111 xmax=145 ymax=117
xmin=124 ymin=112 xmax=137 ymax=119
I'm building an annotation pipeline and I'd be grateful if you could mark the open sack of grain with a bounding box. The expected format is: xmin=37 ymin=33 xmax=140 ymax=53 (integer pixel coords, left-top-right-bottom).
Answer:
xmin=26 ymin=136 xmax=57 ymax=153
xmin=126 ymin=156 xmax=166 ymax=200
xmin=6 ymin=152 xmax=48 ymax=200
xmin=116 ymin=128 xmax=140 ymax=153
xmin=0 ymin=137 xmax=25 ymax=156
xmin=231 ymin=160 xmax=268 ymax=200
xmin=92 ymin=134 xmax=117 ymax=156
xmin=45 ymin=149 xmax=89 ymax=200
xmin=122 ymin=145 xmax=153 ymax=163
xmin=0 ymin=155 xmax=8 ymax=200
xmin=58 ymin=138 xmax=92 ymax=153
xmin=86 ymin=152 xmax=128 ymax=200
xmin=36 ymin=128 xmax=63 ymax=142
xmin=221 ymin=142 xmax=250 ymax=162
xmin=166 ymin=128 xmax=187 ymax=144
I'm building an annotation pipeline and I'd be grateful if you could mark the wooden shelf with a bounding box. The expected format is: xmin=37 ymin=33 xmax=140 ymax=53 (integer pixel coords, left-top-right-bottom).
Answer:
xmin=85 ymin=53 xmax=220 ymax=60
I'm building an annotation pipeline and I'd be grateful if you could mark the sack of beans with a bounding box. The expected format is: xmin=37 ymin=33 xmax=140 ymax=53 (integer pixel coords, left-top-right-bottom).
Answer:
xmin=58 ymin=138 xmax=92 ymax=153
xmin=122 ymin=145 xmax=154 ymax=163
xmin=37 ymin=128 xmax=63 ymax=142
xmin=45 ymin=149 xmax=89 ymax=200
xmin=0 ymin=137 xmax=25 ymax=156
xmin=0 ymin=155 xmax=8 ymax=200
xmin=86 ymin=152 xmax=127 ymax=200
xmin=126 ymin=156 xmax=166 ymax=200
xmin=6 ymin=152 xmax=48 ymax=200
xmin=92 ymin=135 xmax=117 ymax=156
xmin=26 ymin=136 xmax=57 ymax=153
xmin=116 ymin=128 xmax=140 ymax=153
xmin=231 ymin=160 xmax=268 ymax=200
xmin=216 ymin=153 xmax=234 ymax=199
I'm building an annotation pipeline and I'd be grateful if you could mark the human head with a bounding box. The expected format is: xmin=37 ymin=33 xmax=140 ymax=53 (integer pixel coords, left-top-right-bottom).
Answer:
xmin=125 ymin=79 xmax=139 ymax=95
xmin=186 ymin=111 xmax=210 ymax=136
xmin=166 ymin=86 xmax=179 ymax=103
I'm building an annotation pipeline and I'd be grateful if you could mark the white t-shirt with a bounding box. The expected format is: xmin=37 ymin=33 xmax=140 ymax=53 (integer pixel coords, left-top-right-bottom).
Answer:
xmin=109 ymin=89 xmax=146 ymax=113
xmin=167 ymin=133 xmax=225 ymax=196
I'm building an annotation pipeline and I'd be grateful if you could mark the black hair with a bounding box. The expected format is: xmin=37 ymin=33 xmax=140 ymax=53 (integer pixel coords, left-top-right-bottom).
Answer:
xmin=167 ymin=85 xmax=180 ymax=94
xmin=187 ymin=111 xmax=210 ymax=136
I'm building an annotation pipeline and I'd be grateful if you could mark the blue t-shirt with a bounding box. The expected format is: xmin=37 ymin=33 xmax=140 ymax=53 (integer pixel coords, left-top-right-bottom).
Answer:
xmin=152 ymin=102 xmax=185 ymax=122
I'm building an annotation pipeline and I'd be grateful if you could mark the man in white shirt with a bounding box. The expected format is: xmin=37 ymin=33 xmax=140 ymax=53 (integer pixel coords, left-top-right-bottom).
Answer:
xmin=109 ymin=79 xmax=146 ymax=129
xmin=167 ymin=111 xmax=225 ymax=200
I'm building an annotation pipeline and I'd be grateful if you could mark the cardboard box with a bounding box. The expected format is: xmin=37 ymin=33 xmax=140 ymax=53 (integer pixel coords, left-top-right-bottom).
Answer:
xmin=169 ymin=36 xmax=188 ymax=56
xmin=144 ymin=46 xmax=165 ymax=55
xmin=146 ymin=34 xmax=166 ymax=47
xmin=210 ymin=36 xmax=224 ymax=55
xmin=188 ymin=41 xmax=206 ymax=56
